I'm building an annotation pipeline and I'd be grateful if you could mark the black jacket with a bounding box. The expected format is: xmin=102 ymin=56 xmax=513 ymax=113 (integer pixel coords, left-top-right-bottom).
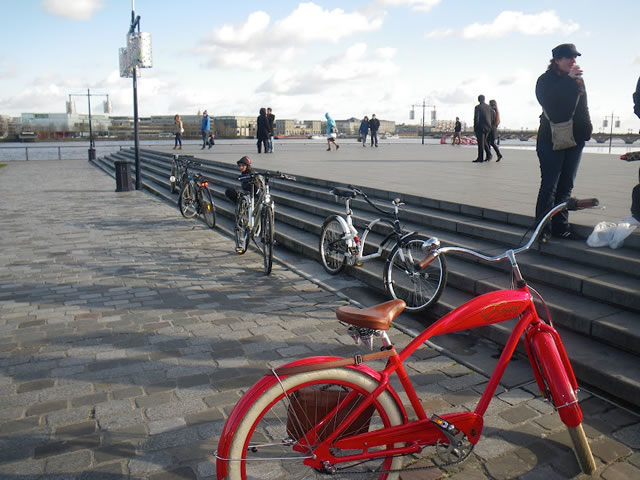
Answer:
xmin=474 ymin=103 xmax=492 ymax=133
xmin=535 ymin=69 xmax=592 ymax=145
xmin=267 ymin=113 xmax=275 ymax=135
xmin=257 ymin=114 xmax=270 ymax=140
xmin=369 ymin=118 xmax=380 ymax=132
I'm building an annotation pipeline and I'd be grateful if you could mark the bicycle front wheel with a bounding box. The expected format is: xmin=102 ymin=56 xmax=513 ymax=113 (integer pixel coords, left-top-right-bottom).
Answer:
xmin=178 ymin=182 xmax=198 ymax=218
xmin=319 ymin=215 xmax=348 ymax=275
xmin=201 ymin=188 xmax=216 ymax=229
xmin=261 ymin=205 xmax=274 ymax=275
xmin=225 ymin=368 xmax=405 ymax=480
xmin=170 ymin=165 xmax=178 ymax=194
xmin=384 ymin=238 xmax=447 ymax=311
xmin=234 ymin=197 xmax=250 ymax=254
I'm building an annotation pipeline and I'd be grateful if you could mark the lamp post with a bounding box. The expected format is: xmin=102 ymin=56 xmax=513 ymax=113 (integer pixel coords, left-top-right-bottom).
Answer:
xmin=68 ymin=90 xmax=110 ymax=161
xmin=602 ymin=113 xmax=621 ymax=154
xmin=410 ymin=100 xmax=436 ymax=144
xmin=119 ymin=0 xmax=152 ymax=190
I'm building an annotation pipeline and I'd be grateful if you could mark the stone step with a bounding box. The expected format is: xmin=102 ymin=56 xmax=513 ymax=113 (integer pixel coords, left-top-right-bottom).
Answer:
xmin=90 ymin=150 xmax=640 ymax=407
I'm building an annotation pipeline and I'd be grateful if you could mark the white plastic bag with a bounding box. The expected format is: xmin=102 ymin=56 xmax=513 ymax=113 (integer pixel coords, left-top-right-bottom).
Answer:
xmin=586 ymin=222 xmax=616 ymax=247
xmin=587 ymin=217 xmax=638 ymax=249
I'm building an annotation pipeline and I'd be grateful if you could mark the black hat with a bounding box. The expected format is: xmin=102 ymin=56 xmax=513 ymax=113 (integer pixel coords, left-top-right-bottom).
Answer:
xmin=552 ymin=43 xmax=581 ymax=59
xmin=237 ymin=156 xmax=251 ymax=166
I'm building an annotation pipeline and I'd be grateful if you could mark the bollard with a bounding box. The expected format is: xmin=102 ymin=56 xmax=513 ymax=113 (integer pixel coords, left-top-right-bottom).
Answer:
xmin=88 ymin=148 xmax=96 ymax=162
xmin=114 ymin=161 xmax=133 ymax=192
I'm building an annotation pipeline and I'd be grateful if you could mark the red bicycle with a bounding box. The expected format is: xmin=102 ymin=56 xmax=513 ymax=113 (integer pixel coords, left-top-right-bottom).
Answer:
xmin=216 ymin=198 xmax=599 ymax=479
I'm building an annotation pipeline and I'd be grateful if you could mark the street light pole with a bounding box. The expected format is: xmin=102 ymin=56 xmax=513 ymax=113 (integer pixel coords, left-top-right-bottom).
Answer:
xmin=129 ymin=6 xmax=142 ymax=190
xmin=410 ymin=100 xmax=436 ymax=145
xmin=68 ymin=89 xmax=109 ymax=161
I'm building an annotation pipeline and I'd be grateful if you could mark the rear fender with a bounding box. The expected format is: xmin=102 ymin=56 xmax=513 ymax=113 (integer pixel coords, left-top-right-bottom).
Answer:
xmin=215 ymin=356 xmax=406 ymax=479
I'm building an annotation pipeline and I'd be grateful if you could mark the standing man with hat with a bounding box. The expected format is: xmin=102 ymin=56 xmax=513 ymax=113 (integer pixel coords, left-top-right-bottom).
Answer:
xmin=201 ymin=110 xmax=211 ymax=150
xmin=534 ymin=43 xmax=593 ymax=243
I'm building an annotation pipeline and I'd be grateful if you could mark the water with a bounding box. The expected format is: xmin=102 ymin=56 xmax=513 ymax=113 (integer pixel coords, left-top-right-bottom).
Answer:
xmin=0 ymin=137 xmax=636 ymax=161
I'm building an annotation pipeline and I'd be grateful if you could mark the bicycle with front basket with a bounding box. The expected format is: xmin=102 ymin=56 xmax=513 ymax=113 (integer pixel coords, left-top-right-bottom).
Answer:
xmin=319 ymin=185 xmax=447 ymax=312
xmin=216 ymin=197 xmax=599 ymax=479
xmin=234 ymin=171 xmax=296 ymax=275
xmin=171 ymin=157 xmax=216 ymax=229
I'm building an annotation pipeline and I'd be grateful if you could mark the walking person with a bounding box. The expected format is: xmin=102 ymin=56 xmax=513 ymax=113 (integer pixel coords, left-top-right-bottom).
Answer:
xmin=267 ymin=107 xmax=275 ymax=153
xmin=472 ymin=95 xmax=492 ymax=162
xmin=256 ymin=108 xmax=270 ymax=154
xmin=200 ymin=110 xmax=210 ymax=150
xmin=369 ymin=114 xmax=380 ymax=147
xmin=487 ymin=100 xmax=503 ymax=161
xmin=173 ymin=114 xmax=183 ymax=150
xmin=535 ymin=43 xmax=593 ymax=243
xmin=452 ymin=117 xmax=462 ymax=145
xmin=325 ymin=112 xmax=339 ymax=151
xmin=359 ymin=116 xmax=369 ymax=147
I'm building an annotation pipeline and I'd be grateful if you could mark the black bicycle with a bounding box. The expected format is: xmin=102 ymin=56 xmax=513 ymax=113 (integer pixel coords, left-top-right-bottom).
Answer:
xmin=173 ymin=157 xmax=216 ymax=228
xmin=234 ymin=171 xmax=295 ymax=275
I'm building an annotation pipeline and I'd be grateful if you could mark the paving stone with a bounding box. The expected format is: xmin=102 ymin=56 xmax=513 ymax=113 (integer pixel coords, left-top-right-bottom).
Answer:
xmin=148 ymin=417 xmax=186 ymax=435
xmin=484 ymin=453 xmax=532 ymax=480
xmin=25 ymin=399 xmax=67 ymax=417
xmin=44 ymin=449 xmax=92 ymax=473
xmin=590 ymin=435 xmax=633 ymax=463
xmin=128 ymin=451 xmax=173 ymax=474
xmin=16 ymin=378 xmax=55 ymax=393
xmin=499 ymin=404 xmax=540 ymax=425
xmin=1 ymin=415 xmax=41 ymax=433
xmin=149 ymin=466 xmax=197 ymax=480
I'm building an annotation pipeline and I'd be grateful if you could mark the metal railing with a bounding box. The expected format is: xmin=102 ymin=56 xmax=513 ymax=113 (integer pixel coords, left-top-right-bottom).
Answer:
xmin=0 ymin=144 xmax=148 ymax=162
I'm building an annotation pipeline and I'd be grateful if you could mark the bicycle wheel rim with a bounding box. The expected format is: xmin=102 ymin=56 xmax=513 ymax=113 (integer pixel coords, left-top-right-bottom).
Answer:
xmin=225 ymin=369 xmax=404 ymax=480
xmin=320 ymin=217 xmax=347 ymax=274
xmin=202 ymin=189 xmax=216 ymax=228
xmin=262 ymin=206 xmax=274 ymax=274
xmin=235 ymin=199 xmax=249 ymax=253
xmin=179 ymin=183 xmax=198 ymax=218
xmin=386 ymin=239 xmax=446 ymax=311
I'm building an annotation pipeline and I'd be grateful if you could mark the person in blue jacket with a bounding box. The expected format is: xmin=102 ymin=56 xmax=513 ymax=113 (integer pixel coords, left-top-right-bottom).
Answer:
xmin=200 ymin=111 xmax=211 ymax=149
xmin=359 ymin=116 xmax=369 ymax=147
xmin=325 ymin=112 xmax=339 ymax=151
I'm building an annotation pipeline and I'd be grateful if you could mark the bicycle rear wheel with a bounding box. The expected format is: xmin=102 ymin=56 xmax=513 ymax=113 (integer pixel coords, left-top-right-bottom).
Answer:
xmin=319 ymin=215 xmax=348 ymax=274
xmin=201 ymin=188 xmax=216 ymax=228
xmin=384 ymin=238 xmax=447 ymax=311
xmin=224 ymin=368 xmax=405 ymax=480
xmin=178 ymin=182 xmax=198 ymax=218
xmin=235 ymin=197 xmax=250 ymax=254
xmin=261 ymin=205 xmax=274 ymax=275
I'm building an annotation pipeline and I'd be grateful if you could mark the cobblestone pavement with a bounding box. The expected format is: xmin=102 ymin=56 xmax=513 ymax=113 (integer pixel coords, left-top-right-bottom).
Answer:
xmin=0 ymin=160 xmax=638 ymax=479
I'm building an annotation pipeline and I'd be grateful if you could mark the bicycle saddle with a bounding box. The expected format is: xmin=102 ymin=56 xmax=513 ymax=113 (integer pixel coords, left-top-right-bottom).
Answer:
xmin=332 ymin=187 xmax=357 ymax=198
xmin=336 ymin=299 xmax=406 ymax=330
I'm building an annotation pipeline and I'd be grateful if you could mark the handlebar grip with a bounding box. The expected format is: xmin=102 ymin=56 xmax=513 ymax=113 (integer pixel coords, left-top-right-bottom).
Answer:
xmin=567 ymin=198 xmax=599 ymax=210
xmin=418 ymin=253 xmax=438 ymax=270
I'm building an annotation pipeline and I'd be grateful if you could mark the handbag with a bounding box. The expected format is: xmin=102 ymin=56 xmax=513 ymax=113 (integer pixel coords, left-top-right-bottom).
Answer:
xmin=286 ymin=388 xmax=375 ymax=442
xmin=543 ymin=96 xmax=580 ymax=151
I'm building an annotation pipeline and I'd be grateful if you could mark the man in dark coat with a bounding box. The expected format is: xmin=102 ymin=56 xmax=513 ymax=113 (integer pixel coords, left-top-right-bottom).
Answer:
xmin=369 ymin=114 xmax=380 ymax=147
xmin=256 ymin=108 xmax=270 ymax=153
xmin=473 ymin=95 xmax=493 ymax=162
xmin=632 ymin=77 xmax=640 ymax=221
xmin=267 ymin=107 xmax=275 ymax=153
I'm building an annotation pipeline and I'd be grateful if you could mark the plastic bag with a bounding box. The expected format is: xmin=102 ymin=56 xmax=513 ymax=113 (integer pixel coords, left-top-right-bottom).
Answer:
xmin=587 ymin=217 xmax=638 ymax=249
xmin=586 ymin=222 xmax=616 ymax=247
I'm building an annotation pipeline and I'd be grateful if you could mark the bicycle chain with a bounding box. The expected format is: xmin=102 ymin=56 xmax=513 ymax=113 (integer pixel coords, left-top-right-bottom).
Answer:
xmin=330 ymin=445 xmax=473 ymax=477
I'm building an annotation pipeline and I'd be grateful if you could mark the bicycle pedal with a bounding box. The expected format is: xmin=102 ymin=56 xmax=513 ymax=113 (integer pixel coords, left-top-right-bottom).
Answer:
xmin=235 ymin=248 xmax=244 ymax=254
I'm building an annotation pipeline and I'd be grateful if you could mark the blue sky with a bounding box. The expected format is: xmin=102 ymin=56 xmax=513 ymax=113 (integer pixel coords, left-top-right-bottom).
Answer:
xmin=1 ymin=0 xmax=639 ymax=131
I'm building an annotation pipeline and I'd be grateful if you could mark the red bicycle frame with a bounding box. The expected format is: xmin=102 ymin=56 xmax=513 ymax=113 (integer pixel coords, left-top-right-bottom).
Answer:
xmin=216 ymin=286 xmax=583 ymax=477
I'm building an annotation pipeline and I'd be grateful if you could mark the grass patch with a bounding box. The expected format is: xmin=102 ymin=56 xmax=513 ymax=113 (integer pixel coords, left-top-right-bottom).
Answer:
xmin=0 ymin=163 xmax=6 ymax=169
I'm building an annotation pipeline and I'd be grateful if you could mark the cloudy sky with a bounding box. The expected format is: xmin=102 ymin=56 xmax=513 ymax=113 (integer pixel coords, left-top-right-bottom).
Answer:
xmin=1 ymin=0 xmax=639 ymax=131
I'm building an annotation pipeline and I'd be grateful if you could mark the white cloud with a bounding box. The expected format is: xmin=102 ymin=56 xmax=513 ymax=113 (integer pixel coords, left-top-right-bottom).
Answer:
xmin=375 ymin=0 xmax=441 ymax=12
xmin=463 ymin=10 xmax=579 ymax=39
xmin=198 ymin=3 xmax=383 ymax=71
xmin=424 ymin=28 xmax=454 ymax=39
xmin=274 ymin=3 xmax=383 ymax=43
xmin=207 ymin=11 xmax=270 ymax=46
xmin=256 ymin=43 xmax=398 ymax=96
xmin=42 ymin=0 xmax=103 ymax=20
